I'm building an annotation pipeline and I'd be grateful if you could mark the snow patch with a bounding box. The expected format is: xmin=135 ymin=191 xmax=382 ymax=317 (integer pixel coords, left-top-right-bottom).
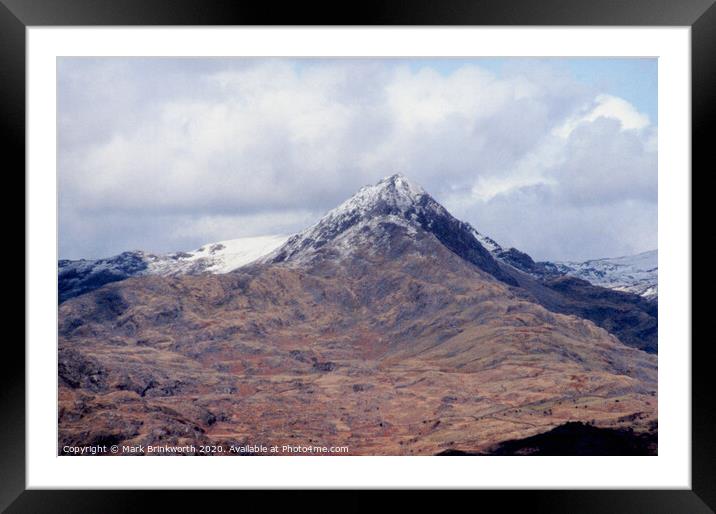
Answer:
xmin=145 ymin=235 xmax=290 ymax=275
xmin=469 ymin=227 xmax=502 ymax=253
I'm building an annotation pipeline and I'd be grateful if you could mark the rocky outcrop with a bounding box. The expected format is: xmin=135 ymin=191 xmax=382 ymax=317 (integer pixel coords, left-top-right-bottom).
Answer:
xmin=58 ymin=348 xmax=108 ymax=392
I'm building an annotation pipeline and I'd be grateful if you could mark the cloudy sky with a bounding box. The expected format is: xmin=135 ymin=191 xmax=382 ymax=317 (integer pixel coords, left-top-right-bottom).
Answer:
xmin=58 ymin=57 xmax=657 ymax=262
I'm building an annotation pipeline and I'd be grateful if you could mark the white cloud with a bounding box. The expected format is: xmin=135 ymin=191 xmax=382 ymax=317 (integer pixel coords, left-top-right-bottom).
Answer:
xmin=58 ymin=59 xmax=657 ymax=261
xmin=554 ymin=94 xmax=651 ymax=138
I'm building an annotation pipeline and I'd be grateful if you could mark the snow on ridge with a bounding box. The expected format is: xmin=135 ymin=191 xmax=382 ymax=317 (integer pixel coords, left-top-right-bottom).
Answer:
xmin=553 ymin=249 xmax=657 ymax=301
xmin=463 ymin=225 xmax=657 ymax=301
xmin=146 ymin=235 xmax=290 ymax=275
xmin=60 ymin=235 xmax=290 ymax=278
xmin=201 ymin=235 xmax=291 ymax=272
xmin=58 ymin=234 xmax=290 ymax=302
xmin=561 ymin=249 xmax=657 ymax=271
xmin=469 ymin=226 xmax=502 ymax=253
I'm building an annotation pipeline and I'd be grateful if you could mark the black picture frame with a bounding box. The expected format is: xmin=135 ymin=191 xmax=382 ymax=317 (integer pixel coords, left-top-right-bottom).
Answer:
xmin=4 ymin=0 xmax=712 ymax=511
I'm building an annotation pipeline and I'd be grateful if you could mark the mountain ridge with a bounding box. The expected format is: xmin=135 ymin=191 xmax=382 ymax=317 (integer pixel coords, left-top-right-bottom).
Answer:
xmin=479 ymin=235 xmax=657 ymax=302
xmin=58 ymin=235 xmax=288 ymax=303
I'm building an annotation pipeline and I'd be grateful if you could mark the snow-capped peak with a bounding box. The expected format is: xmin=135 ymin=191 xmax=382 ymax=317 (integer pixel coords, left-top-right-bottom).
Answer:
xmin=262 ymin=174 xmax=451 ymax=265
xmin=330 ymin=173 xmax=427 ymax=218
xmin=261 ymin=174 xmax=519 ymax=286
xmin=379 ymin=172 xmax=426 ymax=198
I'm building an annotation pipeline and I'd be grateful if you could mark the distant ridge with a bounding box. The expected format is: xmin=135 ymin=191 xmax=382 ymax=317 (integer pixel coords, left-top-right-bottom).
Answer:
xmin=58 ymin=235 xmax=288 ymax=303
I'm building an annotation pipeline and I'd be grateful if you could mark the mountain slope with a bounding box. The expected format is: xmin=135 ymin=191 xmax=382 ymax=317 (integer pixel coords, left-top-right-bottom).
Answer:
xmin=58 ymin=174 xmax=657 ymax=455
xmin=498 ymin=265 xmax=658 ymax=354
xmin=476 ymin=243 xmax=658 ymax=353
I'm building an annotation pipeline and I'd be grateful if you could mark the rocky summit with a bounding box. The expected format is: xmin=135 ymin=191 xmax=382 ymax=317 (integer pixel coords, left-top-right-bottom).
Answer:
xmin=58 ymin=174 xmax=657 ymax=455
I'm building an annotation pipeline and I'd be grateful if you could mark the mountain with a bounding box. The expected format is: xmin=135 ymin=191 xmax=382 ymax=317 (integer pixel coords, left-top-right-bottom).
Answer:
xmin=260 ymin=173 xmax=655 ymax=354
xmin=58 ymin=174 xmax=657 ymax=455
xmin=58 ymin=235 xmax=288 ymax=303
xmin=262 ymin=174 xmax=517 ymax=286
xmin=58 ymin=176 xmax=656 ymax=352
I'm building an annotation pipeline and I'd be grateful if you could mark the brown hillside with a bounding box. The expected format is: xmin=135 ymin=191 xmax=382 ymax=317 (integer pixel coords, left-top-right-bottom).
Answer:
xmin=58 ymin=226 xmax=656 ymax=455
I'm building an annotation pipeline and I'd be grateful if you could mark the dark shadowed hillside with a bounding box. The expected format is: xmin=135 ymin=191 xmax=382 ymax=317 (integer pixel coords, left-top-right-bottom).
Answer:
xmin=437 ymin=421 xmax=657 ymax=456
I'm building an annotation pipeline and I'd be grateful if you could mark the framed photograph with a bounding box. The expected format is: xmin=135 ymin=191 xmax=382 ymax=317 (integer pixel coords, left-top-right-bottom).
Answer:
xmin=6 ymin=0 xmax=712 ymax=510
